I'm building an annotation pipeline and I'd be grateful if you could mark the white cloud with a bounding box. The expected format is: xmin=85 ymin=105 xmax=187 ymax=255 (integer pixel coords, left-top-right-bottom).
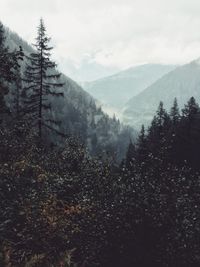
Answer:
xmin=1 ymin=0 xmax=200 ymax=78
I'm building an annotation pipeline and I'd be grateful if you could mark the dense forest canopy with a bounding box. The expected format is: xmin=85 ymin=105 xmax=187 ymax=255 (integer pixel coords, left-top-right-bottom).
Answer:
xmin=1 ymin=19 xmax=200 ymax=267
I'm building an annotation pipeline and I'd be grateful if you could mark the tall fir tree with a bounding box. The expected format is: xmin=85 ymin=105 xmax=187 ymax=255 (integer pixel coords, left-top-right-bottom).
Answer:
xmin=167 ymin=98 xmax=181 ymax=164
xmin=147 ymin=102 xmax=171 ymax=166
xmin=170 ymin=98 xmax=180 ymax=126
xmin=23 ymin=18 xmax=64 ymax=138
xmin=155 ymin=101 xmax=170 ymax=130
xmin=148 ymin=102 xmax=169 ymax=147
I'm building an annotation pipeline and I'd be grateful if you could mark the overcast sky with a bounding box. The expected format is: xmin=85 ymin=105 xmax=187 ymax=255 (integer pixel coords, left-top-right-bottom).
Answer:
xmin=1 ymin=0 xmax=200 ymax=80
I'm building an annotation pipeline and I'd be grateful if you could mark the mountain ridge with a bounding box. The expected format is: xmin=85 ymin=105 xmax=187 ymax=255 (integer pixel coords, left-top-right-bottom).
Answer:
xmin=83 ymin=63 xmax=176 ymax=111
xmin=123 ymin=59 xmax=200 ymax=129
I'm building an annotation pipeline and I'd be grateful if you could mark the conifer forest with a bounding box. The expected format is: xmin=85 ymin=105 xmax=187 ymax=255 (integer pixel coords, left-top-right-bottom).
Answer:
xmin=1 ymin=2 xmax=200 ymax=266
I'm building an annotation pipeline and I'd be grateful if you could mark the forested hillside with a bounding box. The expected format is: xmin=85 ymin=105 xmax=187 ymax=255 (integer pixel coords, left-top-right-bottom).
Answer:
xmin=3 ymin=24 xmax=134 ymax=161
xmin=1 ymin=18 xmax=200 ymax=267
xmin=123 ymin=60 xmax=200 ymax=129
xmin=84 ymin=64 xmax=175 ymax=109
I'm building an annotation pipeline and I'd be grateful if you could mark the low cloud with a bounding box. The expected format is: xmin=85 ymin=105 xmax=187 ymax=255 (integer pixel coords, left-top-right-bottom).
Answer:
xmin=1 ymin=0 xmax=200 ymax=74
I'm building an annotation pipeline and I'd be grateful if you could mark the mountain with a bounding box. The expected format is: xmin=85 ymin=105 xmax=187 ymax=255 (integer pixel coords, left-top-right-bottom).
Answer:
xmin=123 ymin=59 xmax=200 ymax=129
xmin=83 ymin=64 xmax=176 ymax=111
xmin=4 ymin=26 xmax=135 ymax=160
xmin=58 ymin=55 xmax=120 ymax=82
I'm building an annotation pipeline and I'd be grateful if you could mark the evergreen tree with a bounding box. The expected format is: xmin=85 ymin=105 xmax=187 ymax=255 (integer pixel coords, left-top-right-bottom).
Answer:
xmin=0 ymin=22 xmax=23 ymax=121
xmin=155 ymin=101 xmax=170 ymax=129
xmin=182 ymin=96 xmax=200 ymax=118
xmin=11 ymin=60 xmax=23 ymax=119
xmin=125 ymin=139 xmax=136 ymax=169
xmin=167 ymin=98 xmax=180 ymax=163
xmin=148 ymin=102 xmax=170 ymax=154
xmin=138 ymin=125 xmax=145 ymax=148
xmin=170 ymin=98 xmax=180 ymax=125
xmin=0 ymin=23 xmax=8 ymax=116
xmin=23 ymin=19 xmax=64 ymax=138
xmin=179 ymin=97 xmax=200 ymax=169
xmin=136 ymin=125 xmax=148 ymax=166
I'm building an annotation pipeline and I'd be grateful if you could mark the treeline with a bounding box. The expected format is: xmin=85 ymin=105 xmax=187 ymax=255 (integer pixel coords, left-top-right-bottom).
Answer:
xmin=122 ymin=97 xmax=200 ymax=267
xmin=126 ymin=96 xmax=200 ymax=171
xmin=1 ymin=18 xmax=200 ymax=267
xmin=1 ymin=97 xmax=200 ymax=267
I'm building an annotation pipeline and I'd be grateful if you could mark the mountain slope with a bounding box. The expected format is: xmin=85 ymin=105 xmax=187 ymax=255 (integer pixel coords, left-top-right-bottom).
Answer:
xmin=123 ymin=60 xmax=200 ymax=129
xmin=83 ymin=64 xmax=176 ymax=110
xmin=4 ymin=26 xmax=135 ymax=160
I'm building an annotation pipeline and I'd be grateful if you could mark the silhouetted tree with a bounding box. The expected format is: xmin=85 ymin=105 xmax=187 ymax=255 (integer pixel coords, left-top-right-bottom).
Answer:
xmin=23 ymin=19 xmax=64 ymax=138
xmin=170 ymin=97 xmax=180 ymax=125
xmin=182 ymin=96 xmax=200 ymax=118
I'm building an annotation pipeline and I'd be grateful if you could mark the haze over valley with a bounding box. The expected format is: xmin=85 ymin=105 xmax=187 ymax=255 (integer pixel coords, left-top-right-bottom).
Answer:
xmin=1 ymin=1 xmax=200 ymax=266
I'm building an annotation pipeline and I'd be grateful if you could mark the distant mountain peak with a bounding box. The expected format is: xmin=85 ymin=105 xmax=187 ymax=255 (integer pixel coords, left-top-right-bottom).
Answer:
xmin=123 ymin=58 xmax=200 ymax=129
xmin=83 ymin=63 xmax=176 ymax=113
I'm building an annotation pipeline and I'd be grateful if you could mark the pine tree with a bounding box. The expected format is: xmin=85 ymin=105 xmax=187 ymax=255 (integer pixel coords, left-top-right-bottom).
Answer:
xmin=147 ymin=102 xmax=171 ymax=167
xmin=167 ymin=98 xmax=181 ymax=164
xmin=138 ymin=125 xmax=145 ymax=145
xmin=156 ymin=101 xmax=170 ymax=129
xmin=182 ymin=96 xmax=200 ymax=118
xmin=181 ymin=97 xmax=200 ymax=144
xmin=148 ymin=102 xmax=169 ymax=146
xmin=137 ymin=125 xmax=148 ymax=165
xmin=0 ymin=22 xmax=8 ymax=115
xmin=23 ymin=19 xmax=64 ymax=138
xmin=179 ymin=97 xmax=200 ymax=169
xmin=170 ymin=98 xmax=180 ymax=125
xmin=0 ymin=22 xmax=23 ymax=122
xmin=11 ymin=60 xmax=23 ymax=119
xmin=125 ymin=139 xmax=136 ymax=169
